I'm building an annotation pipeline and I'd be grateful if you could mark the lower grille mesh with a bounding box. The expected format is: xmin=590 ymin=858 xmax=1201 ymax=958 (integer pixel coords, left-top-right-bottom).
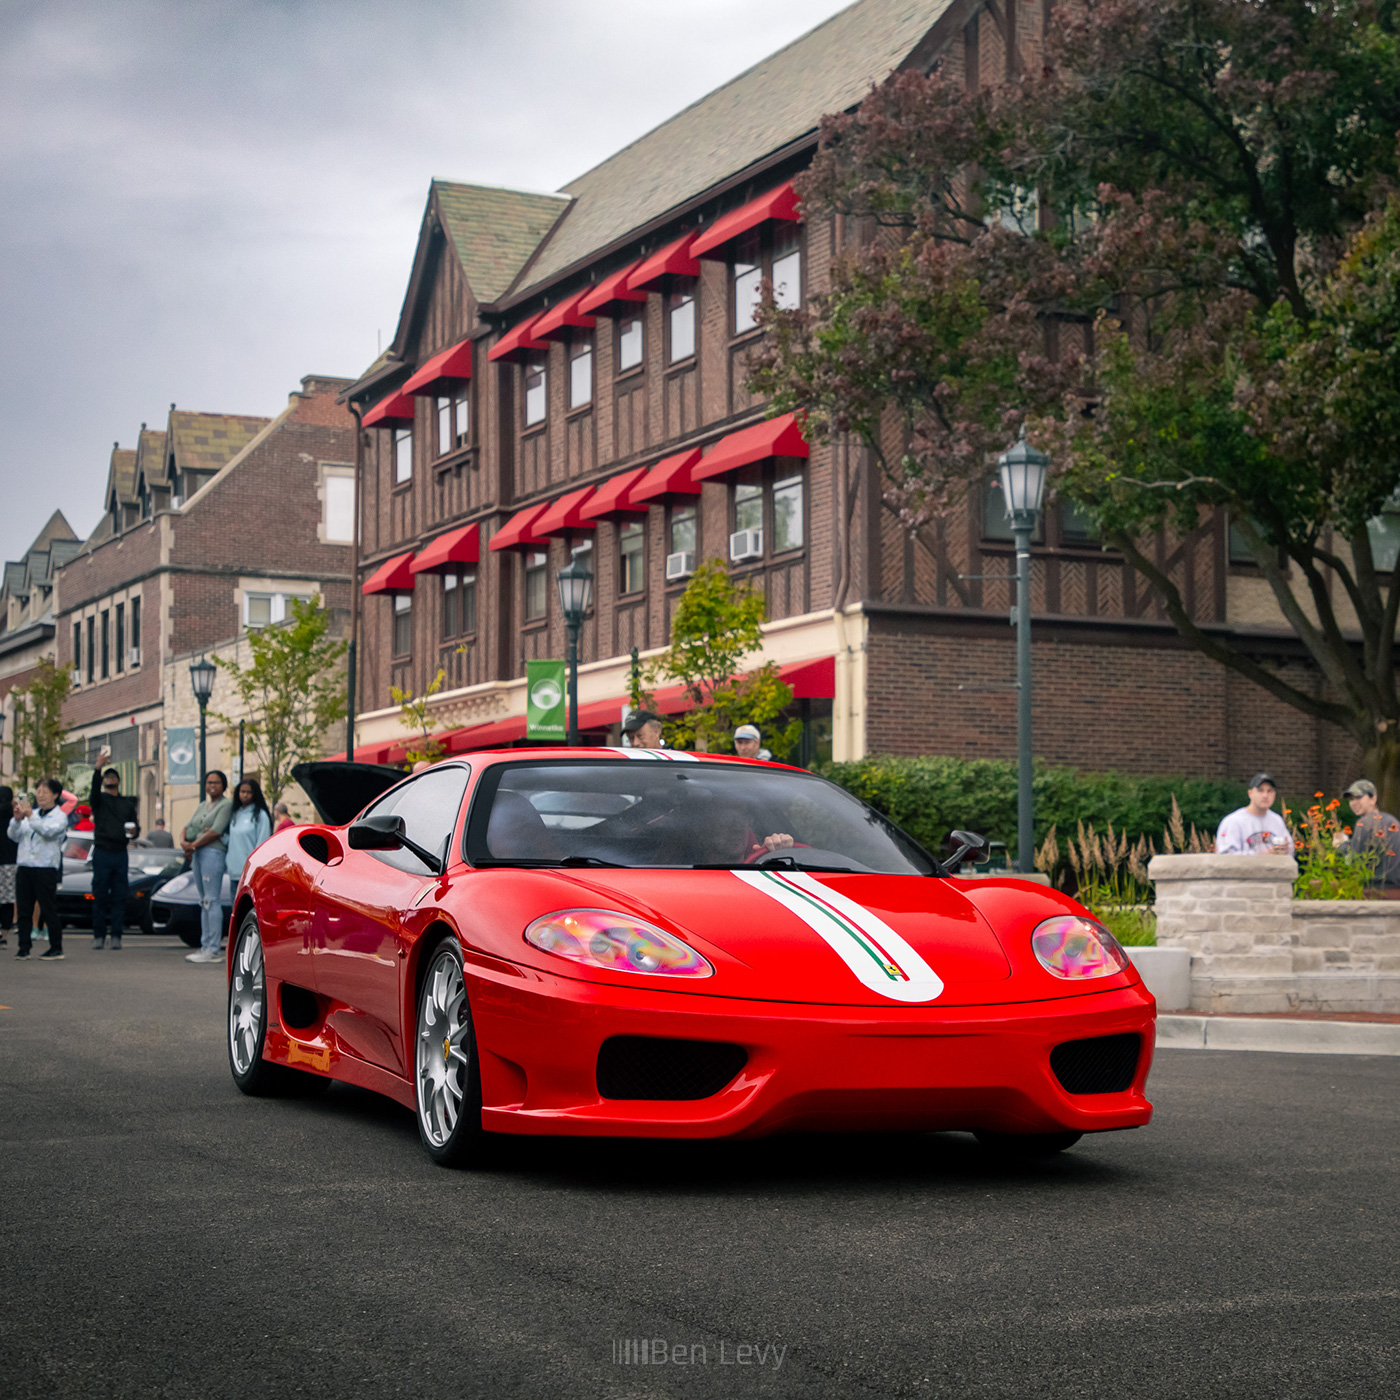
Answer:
xmin=1050 ymin=1033 xmax=1141 ymax=1094
xmin=596 ymin=1036 xmax=748 ymax=1101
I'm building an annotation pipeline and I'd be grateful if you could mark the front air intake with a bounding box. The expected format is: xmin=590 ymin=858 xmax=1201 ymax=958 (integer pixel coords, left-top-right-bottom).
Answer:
xmin=1049 ymin=1033 xmax=1141 ymax=1095
xmin=596 ymin=1036 xmax=747 ymax=1100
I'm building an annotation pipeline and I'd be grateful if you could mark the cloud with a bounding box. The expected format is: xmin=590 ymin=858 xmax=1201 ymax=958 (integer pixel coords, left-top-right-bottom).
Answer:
xmin=0 ymin=0 xmax=851 ymax=560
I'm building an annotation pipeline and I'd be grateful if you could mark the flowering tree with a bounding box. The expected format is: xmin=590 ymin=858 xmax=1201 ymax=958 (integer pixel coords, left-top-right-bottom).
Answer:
xmin=748 ymin=0 xmax=1400 ymax=802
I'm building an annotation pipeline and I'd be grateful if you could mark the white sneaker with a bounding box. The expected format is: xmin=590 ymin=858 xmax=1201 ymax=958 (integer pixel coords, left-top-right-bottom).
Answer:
xmin=185 ymin=949 xmax=222 ymax=964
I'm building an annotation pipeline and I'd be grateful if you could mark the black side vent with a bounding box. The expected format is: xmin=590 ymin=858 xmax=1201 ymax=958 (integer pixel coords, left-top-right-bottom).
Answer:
xmin=1050 ymin=1033 xmax=1141 ymax=1095
xmin=596 ymin=1037 xmax=748 ymax=1101
xmin=298 ymin=832 xmax=331 ymax=864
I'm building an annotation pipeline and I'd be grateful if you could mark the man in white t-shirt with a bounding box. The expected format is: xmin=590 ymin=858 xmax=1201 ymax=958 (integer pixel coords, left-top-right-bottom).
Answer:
xmin=1215 ymin=772 xmax=1294 ymax=855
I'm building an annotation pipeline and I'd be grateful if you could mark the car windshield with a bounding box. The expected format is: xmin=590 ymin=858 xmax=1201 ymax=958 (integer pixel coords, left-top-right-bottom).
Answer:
xmin=467 ymin=761 xmax=937 ymax=875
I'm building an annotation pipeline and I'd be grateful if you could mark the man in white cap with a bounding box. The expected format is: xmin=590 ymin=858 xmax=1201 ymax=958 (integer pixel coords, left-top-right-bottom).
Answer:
xmin=733 ymin=724 xmax=771 ymax=761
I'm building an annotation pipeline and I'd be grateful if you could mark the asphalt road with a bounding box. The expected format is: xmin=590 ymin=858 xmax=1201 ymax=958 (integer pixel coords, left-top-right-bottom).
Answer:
xmin=2 ymin=938 xmax=1397 ymax=1400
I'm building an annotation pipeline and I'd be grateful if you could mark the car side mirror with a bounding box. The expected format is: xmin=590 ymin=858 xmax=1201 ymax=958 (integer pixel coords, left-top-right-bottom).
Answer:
xmin=945 ymin=829 xmax=990 ymax=872
xmin=347 ymin=813 xmax=443 ymax=874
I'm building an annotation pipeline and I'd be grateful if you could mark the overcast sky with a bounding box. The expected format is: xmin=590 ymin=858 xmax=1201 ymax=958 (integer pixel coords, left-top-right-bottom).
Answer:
xmin=0 ymin=0 xmax=853 ymax=565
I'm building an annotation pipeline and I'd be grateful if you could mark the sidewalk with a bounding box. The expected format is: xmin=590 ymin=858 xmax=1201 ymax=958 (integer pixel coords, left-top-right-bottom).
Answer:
xmin=1157 ymin=1010 xmax=1400 ymax=1056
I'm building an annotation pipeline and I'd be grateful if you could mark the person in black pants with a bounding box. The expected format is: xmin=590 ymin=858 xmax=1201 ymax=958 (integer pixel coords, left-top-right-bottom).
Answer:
xmin=90 ymin=746 xmax=140 ymax=950
xmin=0 ymin=785 xmax=16 ymax=946
xmin=10 ymin=778 xmax=69 ymax=960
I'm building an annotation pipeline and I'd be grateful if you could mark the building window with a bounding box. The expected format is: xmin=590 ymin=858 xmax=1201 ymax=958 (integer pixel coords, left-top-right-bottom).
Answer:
xmin=85 ymin=616 xmax=95 ymax=684
xmin=436 ymin=391 xmax=470 ymax=455
xmin=244 ymin=592 xmax=311 ymax=630
xmin=115 ymin=603 xmax=125 ymax=674
xmin=617 ymin=314 xmax=643 ymax=372
xmin=100 ymin=610 xmax=110 ymax=679
xmin=619 ymin=522 xmax=645 ymax=595
xmin=733 ymin=231 xmax=763 ymax=334
xmin=524 ymin=363 xmax=547 ymax=427
xmin=323 ymin=469 xmax=355 ymax=543
xmin=524 ymin=551 xmax=548 ymax=620
xmin=569 ymin=336 xmax=593 ymax=409
xmin=1059 ymin=499 xmax=1098 ymax=546
xmin=442 ymin=570 xmax=477 ymax=639
xmin=130 ymin=596 xmax=141 ymax=666
xmin=733 ymin=224 xmax=803 ymax=334
xmin=772 ymin=474 xmax=805 ymax=552
xmin=392 ymin=594 xmax=412 ymax=656
xmin=983 ymin=477 xmax=1043 ymax=543
xmin=734 ymin=483 xmax=763 ymax=536
xmin=667 ymin=288 xmax=695 ymax=362
xmin=394 ymin=426 xmax=413 ymax=484
xmin=771 ymin=223 xmax=802 ymax=310
xmin=72 ymin=622 xmax=81 ymax=684
xmin=670 ymin=503 xmax=697 ymax=558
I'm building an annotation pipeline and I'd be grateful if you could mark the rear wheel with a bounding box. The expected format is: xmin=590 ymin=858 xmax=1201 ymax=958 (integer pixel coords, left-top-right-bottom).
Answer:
xmin=414 ymin=939 xmax=486 ymax=1167
xmin=974 ymin=1130 xmax=1083 ymax=1157
xmin=228 ymin=911 xmax=328 ymax=1097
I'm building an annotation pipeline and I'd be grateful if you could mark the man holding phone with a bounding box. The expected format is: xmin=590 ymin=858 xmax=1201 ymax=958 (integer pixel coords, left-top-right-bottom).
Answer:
xmin=90 ymin=746 xmax=140 ymax=950
xmin=9 ymin=778 xmax=69 ymax=959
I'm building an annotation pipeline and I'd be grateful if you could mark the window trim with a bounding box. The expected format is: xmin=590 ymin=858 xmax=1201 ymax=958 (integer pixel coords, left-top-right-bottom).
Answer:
xmin=522 ymin=360 xmax=548 ymax=430
xmin=665 ymin=283 xmax=697 ymax=366
xmin=393 ymin=425 xmax=413 ymax=488
xmin=391 ymin=593 xmax=413 ymax=658
xmin=730 ymin=224 xmax=804 ymax=339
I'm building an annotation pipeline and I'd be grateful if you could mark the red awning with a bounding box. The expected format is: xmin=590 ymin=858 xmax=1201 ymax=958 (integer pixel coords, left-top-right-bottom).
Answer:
xmin=403 ymin=339 xmax=473 ymax=396
xmin=580 ymin=467 xmax=650 ymax=519
xmin=692 ymin=183 xmax=802 ymax=259
xmin=533 ymin=486 xmax=597 ymax=536
xmin=532 ymin=290 xmax=597 ymax=341
xmin=692 ymin=413 xmax=809 ymax=483
xmin=579 ymin=261 xmax=649 ymax=317
xmin=362 ymin=391 xmax=415 ymax=427
xmin=440 ymin=715 xmax=529 ymax=755
xmin=487 ymin=314 xmax=549 ymax=363
xmin=627 ymin=233 xmax=701 ymax=293
xmin=361 ymin=551 xmax=416 ymax=595
xmin=410 ymin=523 xmax=480 ymax=574
xmin=630 ymin=448 xmax=703 ymax=504
xmin=488 ymin=503 xmax=550 ymax=552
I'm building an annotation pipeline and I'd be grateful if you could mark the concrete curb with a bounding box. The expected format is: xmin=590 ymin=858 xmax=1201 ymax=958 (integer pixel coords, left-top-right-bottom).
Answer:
xmin=1157 ymin=1015 xmax=1400 ymax=1056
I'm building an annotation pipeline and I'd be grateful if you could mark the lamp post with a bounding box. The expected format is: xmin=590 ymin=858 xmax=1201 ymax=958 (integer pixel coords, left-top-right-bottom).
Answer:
xmin=556 ymin=556 xmax=594 ymax=746
xmin=189 ymin=655 xmax=217 ymax=786
xmin=998 ymin=431 xmax=1049 ymax=874
xmin=0 ymin=708 xmax=7 ymax=780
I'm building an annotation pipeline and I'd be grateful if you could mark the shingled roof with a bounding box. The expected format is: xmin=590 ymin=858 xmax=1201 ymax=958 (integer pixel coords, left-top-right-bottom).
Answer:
xmin=106 ymin=446 xmax=138 ymax=508
xmin=167 ymin=410 xmax=270 ymax=479
xmin=134 ymin=426 xmax=166 ymax=491
xmin=434 ymin=182 xmax=572 ymax=303
xmin=509 ymin=0 xmax=953 ymax=297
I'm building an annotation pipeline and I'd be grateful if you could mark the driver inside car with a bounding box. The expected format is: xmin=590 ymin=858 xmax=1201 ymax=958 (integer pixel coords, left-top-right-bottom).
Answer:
xmin=660 ymin=793 xmax=794 ymax=867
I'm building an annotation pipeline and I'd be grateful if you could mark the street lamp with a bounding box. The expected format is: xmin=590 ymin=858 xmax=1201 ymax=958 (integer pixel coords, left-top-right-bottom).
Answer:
xmin=189 ymin=655 xmax=217 ymax=785
xmin=556 ymin=556 xmax=594 ymax=746
xmin=999 ymin=430 xmax=1049 ymax=874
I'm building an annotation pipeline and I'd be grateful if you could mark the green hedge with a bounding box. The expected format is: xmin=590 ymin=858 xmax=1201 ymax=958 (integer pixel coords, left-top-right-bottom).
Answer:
xmin=819 ymin=755 xmax=1245 ymax=860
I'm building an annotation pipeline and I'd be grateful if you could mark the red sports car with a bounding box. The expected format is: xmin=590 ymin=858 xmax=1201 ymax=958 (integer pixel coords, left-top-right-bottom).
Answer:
xmin=227 ymin=750 xmax=1154 ymax=1166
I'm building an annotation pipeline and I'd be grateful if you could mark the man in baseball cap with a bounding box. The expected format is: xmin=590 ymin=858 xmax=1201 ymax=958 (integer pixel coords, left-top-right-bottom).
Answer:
xmin=1215 ymin=772 xmax=1294 ymax=855
xmin=1333 ymin=778 xmax=1400 ymax=894
xmin=733 ymin=724 xmax=771 ymax=761
xmin=622 ymin=710 xmax=664 ymax=750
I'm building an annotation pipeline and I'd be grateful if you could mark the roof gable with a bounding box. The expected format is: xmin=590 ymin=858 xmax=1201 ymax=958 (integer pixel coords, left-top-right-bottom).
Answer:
xmin=167 ymin=410 xmax=270 ymax=478
xmin=433 ymin=182 xmax=571 ymax=303
xmin=106 ymin=446 xmax=138 ymax=508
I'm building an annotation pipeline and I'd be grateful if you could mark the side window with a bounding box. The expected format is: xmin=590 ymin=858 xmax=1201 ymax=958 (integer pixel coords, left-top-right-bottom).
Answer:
xmin=363 ymin=766 xmax=471 ymax=875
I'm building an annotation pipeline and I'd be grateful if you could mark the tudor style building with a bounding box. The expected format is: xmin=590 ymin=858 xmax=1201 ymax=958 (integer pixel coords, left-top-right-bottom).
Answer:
xmin=341 ymin=0 xmax=1354 ymax=795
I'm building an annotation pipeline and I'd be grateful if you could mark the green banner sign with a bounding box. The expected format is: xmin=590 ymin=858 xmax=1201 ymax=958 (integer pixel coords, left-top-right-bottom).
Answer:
xmin=526 ymin=659 xmax=567 ymax=740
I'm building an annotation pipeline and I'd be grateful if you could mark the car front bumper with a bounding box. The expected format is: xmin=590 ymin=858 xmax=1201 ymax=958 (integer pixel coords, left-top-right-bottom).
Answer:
xmin=468 ymin=963 xmax=1155 ymax=1140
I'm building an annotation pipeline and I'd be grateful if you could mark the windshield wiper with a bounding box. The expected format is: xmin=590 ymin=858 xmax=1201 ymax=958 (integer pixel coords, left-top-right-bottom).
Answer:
xmin=691 ymin=857 xmax=864 ymax=873
xmin=554 ymin=855 xmax=627 ymax=868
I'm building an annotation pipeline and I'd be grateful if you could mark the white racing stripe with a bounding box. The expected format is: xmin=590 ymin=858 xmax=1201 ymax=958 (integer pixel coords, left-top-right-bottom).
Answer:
xmin=734 ymin=868 xmax=944 ymax=1003
xmin=602 ymin=746 xmax=699 ymax=762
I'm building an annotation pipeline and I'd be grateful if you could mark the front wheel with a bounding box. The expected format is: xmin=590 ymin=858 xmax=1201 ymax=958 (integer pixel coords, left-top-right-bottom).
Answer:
xmin=415 ymin=940 xmax=486 ymax=1167
xmin=974 ymin=1130 xmax=1083 ymax=1157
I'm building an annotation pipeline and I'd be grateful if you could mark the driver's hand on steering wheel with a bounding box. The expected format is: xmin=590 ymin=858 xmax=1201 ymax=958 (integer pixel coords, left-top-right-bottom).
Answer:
xmin=749 ymin=832 xmax=794 ymax=859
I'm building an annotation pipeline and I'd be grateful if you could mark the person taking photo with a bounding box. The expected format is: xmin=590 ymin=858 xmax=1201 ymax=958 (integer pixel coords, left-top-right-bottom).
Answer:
xmin=9 ymin=778 xmax=70 ymax=960
xmin=89 ymin=745 xmax=140 ymax=950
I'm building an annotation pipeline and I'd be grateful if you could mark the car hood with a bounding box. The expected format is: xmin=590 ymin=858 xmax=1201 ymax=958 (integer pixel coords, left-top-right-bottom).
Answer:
xmin=291 ymin=761 xmax=406 ymax=826
xmin=459 ymin=867 xmax=1120 ymax=1008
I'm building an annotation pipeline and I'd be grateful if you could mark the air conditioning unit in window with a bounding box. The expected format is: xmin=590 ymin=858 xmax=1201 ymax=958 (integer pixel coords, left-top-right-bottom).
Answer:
xmin=664 ymin=551 xmax=695 ymax=581
xmin=729 ymin=529 xmax=763 ymax=562
xmin=129 ymin=648 xmax=141 ymax=667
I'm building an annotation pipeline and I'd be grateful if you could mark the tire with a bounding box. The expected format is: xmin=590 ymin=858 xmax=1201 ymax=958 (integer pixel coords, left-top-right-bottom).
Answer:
xmin=974 ymin=1130 xmax=1083 ymax=1157
xmin=414 ymin=938 xmax=486 ymax=1167
xmin=228 ymin=910 xmax=329 ymax=1098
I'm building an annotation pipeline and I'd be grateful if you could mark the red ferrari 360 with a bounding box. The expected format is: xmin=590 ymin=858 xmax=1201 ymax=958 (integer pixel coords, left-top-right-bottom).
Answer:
xmin=226 ymin=750 xmax=1154 ymax=1165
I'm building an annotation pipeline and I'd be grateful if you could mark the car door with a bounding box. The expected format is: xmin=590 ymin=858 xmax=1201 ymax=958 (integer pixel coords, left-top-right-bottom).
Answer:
xmin=312 ymin=765 xmax=471 ymax=1076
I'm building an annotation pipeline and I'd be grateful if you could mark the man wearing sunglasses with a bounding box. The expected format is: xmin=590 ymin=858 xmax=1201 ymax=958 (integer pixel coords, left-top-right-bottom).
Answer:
xmin=90 ymin=746 xmax=140 ymax=950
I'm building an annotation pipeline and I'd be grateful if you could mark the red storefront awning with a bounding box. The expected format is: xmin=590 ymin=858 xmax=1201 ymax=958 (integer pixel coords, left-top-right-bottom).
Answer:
xmin=488 ymin=503 xmax=550 ymax=552
xmin=692 ymin=183 xmax=802 ymax=259
xmin=487 ymin=314 xmax=549 ymax=363
xmin=692 ymin=413 xmax=809 ymax=483
xmin=532 ymin=290 xmax=597 ymax=341
xmin=533 ymin=486 xmax=597 ymax=536
xmin=403 ymin=339 xmax=473 ymax=396
xmin=440 ymin=715 xmax=529 ymax=755
xmin=579 ymin=261 xmax=649 ymax=317
xmin=628 ymin=233 xmax=700 ymax=293
xmin=361 ymin=551 xmax=416 ymax=595
xmin=362 ymin=391 xmax=415 ymax=427
xmin=410 ymin=523 xmax=480 ymax=574
xmin=630 ymin=448 xmax=703 ymax=504
xmin=580 ymin=467 xmax=650 ymax=519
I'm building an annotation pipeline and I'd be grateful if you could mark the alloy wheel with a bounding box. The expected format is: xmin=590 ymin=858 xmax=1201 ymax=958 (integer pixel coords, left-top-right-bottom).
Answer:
xmin=416 ymin=946 xmax=471 ymax=1148
xmin=229 ymin=922 xmax=265 ymax=1076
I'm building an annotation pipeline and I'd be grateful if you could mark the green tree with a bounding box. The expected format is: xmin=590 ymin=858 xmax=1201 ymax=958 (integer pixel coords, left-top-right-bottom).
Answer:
xmin=10 ymin=659 xmax=71 ymax=788
xmin=648 ymin=560 xmax=800 ymax=757
xmin=213 ymin=597 xmax=347 ymax=804
xmin=391 ymin=669 xmax=446 ymax=767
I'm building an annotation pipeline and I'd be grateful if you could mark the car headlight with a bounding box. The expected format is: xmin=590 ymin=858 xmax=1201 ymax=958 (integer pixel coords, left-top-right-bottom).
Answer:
xmin=158 ymin=872 xmax=193 ymax=896
xmin=1031 ymin=915 xmax=1130 ymax=980
xmin=524 ymin=909 xmax=713 ymax=978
